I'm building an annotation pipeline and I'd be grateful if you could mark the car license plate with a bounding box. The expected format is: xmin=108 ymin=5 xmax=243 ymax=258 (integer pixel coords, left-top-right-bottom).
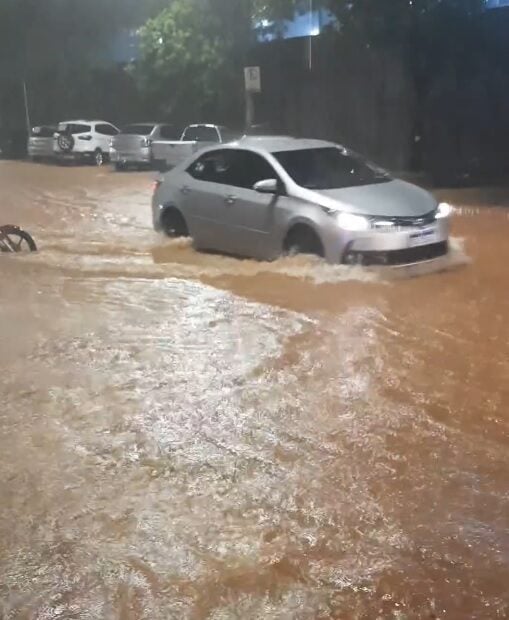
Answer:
xmin=408 ymin=227 xmax=438 ymax=247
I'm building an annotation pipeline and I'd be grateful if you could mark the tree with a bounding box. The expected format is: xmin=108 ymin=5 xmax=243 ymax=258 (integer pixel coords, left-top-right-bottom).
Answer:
xmin=0 ymin=0 xmax=159 ymax=129
xmin=133 ymin=0 xmax=255 ymax=124
xmin=133 ymin=0 xmax=485 ymax=133
xmin=133 ymin=0 xmax=319 ymax=123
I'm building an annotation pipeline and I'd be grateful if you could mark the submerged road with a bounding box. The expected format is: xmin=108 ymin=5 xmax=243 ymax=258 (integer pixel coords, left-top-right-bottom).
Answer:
xmin=0 ymin=161 xmax=508 ymax=619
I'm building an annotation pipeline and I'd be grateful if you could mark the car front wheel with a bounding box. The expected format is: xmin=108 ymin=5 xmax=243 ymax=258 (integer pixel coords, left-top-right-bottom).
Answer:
xmin=161 ymin=208 xmax=189 ymax=238
xmin=283 ymin=225 xmax=324 ymax=258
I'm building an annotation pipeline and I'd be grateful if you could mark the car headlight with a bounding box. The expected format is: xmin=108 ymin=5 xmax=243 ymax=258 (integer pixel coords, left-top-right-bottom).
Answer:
xmin=436 ymin=202 xmax=452 ymax=219
xmin=336 ymin=212 xmax=370 ymax=231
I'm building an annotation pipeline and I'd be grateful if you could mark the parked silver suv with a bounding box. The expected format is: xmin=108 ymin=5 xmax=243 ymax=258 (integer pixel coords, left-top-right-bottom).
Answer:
xmin=110 ymin=123 xmax=179 ymax=170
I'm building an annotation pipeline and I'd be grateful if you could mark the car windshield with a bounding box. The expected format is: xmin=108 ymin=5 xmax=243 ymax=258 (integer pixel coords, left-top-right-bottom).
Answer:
xmin=58 ymin=123 xmax=91 ymax=134
xmin=121 ymin=124 xmax=155 ymax=136
xmin=182 ymin=126 xmax=219 ymax=142
xmin=273 ymin=147 xmax=391 ymax=190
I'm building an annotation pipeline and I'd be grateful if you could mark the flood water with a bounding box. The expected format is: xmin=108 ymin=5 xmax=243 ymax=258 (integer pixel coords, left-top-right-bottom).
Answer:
xmin=1 ymin=161 xmax=508 ymax=619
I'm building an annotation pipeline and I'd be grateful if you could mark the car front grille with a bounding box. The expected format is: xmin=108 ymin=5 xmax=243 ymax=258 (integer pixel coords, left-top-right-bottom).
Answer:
xmin=371 ymin=211 xmax=437 ymax=229
xmin=343 ymin=241 xmax=449 ymax=267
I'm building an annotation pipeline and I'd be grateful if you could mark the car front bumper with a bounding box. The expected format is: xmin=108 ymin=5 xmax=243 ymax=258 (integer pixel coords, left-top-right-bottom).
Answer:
xmin=326 ymin=217 xmax=450 ymax=266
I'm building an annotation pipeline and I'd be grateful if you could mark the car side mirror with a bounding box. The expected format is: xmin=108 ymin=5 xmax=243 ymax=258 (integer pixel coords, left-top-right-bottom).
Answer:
xmin=253 ymin=178 xmax=279 ymax=194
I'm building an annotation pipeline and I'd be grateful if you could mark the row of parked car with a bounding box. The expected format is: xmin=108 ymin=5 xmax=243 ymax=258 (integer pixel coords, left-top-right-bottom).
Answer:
xmin=25 ymin=118 xmax=453 ymax=269
xmin=27 ymin=120 xmax=241 ymax=171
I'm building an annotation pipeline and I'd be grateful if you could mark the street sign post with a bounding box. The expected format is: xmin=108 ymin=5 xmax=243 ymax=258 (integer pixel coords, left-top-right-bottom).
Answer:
xmin=244 ymin=66 xmax=261 ymax=93
xmin=244 ymin=67 xmax=261 ymax=131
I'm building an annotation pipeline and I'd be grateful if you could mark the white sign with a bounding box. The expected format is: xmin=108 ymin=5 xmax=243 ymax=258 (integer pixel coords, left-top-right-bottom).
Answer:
xmin=244 ymin=66 xmax=261 ymax=93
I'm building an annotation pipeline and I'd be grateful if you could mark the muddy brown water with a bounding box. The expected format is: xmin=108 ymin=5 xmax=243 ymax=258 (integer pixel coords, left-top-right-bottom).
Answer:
xmin=0 ymin=161 xmax=508 ymax=619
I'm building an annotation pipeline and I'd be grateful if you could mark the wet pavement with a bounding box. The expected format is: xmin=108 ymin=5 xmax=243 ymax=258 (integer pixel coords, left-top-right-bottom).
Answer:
xmin=0 ymin=160 xmax=508 ymax=619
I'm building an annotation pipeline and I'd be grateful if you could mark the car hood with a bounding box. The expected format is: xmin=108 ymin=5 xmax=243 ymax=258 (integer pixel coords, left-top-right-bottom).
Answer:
xmin=302 ymin=180 xmax=437 ymax=217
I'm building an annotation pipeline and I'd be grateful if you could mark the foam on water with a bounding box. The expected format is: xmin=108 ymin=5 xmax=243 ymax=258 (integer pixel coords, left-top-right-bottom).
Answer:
xmin=25 ymin=233 xmax=470 ymax=289
xmin=22 ymin=236 xmax=382 ymax=286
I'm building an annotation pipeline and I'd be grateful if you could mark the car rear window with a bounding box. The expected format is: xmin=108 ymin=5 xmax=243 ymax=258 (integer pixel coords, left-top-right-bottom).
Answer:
xmin=58 ymin=123 xmax=91 ymax=134
xmin=121 ymin=124 xmax=155 ymax=136
xmin=273 ymin=147 xmax=391 ymax=190
xmin=182 ymin=126 xmax=220 ymax=142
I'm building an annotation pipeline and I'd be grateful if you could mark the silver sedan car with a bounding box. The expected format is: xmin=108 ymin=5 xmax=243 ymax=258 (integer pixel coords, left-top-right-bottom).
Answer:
xmin=152 ymin=137 xmax=451 ymax=266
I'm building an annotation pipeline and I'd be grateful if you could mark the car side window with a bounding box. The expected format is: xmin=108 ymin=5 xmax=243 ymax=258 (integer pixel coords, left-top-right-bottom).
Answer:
xmin=218 ymin=127 xmax=239 ymax=143
xmin=187 ymin=150 xmax=233 ymax=184
xmin=96 ymin=124 xmax=118 ymax=136
xmin=159 ymin=125 xmax=179 ymax=140
xmin=226 ymin=150 xmax=279 ymax=189
xmin=183 ymin=126 xmax=221 ymax=142
xmin=60 ymin=124 xmax=91 ymax=134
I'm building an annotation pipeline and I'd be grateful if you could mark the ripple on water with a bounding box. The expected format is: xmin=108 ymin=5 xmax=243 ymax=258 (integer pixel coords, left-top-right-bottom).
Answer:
xmin=0 ymin=280 xmax=418 ymax=618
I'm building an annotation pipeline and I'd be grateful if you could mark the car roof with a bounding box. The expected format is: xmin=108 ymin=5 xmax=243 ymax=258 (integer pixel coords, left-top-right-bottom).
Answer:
xmin=59 ymin=120 xmax=112 ymax=125
xmin=231 ymin=136 xmax=338 ymax=153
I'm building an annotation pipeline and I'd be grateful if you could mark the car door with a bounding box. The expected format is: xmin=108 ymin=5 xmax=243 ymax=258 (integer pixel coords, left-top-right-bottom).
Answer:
xmin=217 ymin=149 xmax=282 ymax=259
xmin=152 ymin=126 xmax=185 ymax=168
xmin=181 ymin=149 xmax=237 ymax=252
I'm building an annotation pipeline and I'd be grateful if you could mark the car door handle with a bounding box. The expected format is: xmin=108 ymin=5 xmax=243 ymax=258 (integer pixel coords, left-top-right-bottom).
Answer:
xmin=180 ymin=185 xmax=191 ymax=195
xmin=225 ymin=195 xmax=237 ymax=205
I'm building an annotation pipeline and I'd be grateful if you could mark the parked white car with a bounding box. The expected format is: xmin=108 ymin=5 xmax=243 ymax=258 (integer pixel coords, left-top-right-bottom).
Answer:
xmin=27 ymin=125 xmax=57 ymax=161
xmin=151 ymin=124 xmax=239 ymax=170
xmin=53 ymin=120 xmax=119 ymax=166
